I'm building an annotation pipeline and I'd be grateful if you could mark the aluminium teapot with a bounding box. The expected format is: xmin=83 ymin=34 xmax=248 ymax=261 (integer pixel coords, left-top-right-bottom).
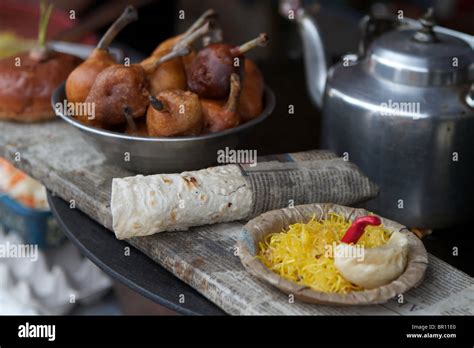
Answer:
xmin=281 ymin=2 xmax=474 ymax=228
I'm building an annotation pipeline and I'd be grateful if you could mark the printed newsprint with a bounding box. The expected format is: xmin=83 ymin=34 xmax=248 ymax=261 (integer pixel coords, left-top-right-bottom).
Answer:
xmin=177 ymin=150 xmax=474 ymax=315
xmin=190 ymin=222 xmax=474 ymax=315
xmin=242 ymin=150 xmax=378 ymax=217
xmin=111 ymin=149 xmax=379 ymax=238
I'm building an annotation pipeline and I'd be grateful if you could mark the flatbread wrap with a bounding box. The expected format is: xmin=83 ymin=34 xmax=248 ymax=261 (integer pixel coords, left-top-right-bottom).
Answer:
xmin=111 ymin=151 xmax=378 ymax=239
xmin=112 ymin=164 xmax=253 ymax=239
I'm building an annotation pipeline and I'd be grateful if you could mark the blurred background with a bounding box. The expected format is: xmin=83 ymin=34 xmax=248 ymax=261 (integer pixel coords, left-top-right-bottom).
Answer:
xmin=1 ymin=0 xmax=474 ymax=315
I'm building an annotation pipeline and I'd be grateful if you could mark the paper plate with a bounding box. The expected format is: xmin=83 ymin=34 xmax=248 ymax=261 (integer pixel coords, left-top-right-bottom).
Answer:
xmin=238 ymin=203 xmax=428 ymax=305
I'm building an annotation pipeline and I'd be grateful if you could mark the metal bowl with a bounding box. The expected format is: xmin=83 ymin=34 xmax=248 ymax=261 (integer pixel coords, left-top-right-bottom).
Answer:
xmin=52 ymin=83 xmax=275 ymax=174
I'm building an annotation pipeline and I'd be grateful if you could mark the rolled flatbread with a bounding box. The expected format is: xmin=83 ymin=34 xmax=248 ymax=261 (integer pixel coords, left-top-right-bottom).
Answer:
xmin=111 ymin=151 xmax=378 ymax=239
xmin=111 ymin=164 xmax=253 ymax=239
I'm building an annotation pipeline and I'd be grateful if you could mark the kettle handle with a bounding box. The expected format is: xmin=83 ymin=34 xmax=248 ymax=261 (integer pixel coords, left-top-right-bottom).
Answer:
xmin=467 ymin=85 xmax=474 ymax=108
xmin=402 ymin=18 xmax=474 ymax=48
xmin=359 ymin=10 xmax=474 ymax=55
xmin=358 ymin=14 xmax=402 ymax=57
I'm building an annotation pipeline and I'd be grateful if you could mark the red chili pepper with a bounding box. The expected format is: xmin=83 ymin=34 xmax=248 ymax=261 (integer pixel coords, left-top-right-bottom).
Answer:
xmin=341 ymin=215 xmax=382 ymax=244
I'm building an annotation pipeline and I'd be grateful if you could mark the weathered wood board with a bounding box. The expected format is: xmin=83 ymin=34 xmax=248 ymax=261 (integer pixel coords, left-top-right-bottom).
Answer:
xmin=1 ymin=120 xmax=473 ymax=315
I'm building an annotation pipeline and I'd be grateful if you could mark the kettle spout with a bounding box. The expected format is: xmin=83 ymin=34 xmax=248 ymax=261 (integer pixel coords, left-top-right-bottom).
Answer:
xmin=280 ymin=0 xmax=328 ymax=108
xmin=467 ymin=83 xmax=474 ymax=108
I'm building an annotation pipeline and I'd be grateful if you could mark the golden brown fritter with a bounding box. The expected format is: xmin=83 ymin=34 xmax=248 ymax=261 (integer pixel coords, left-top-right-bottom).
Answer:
xmin=66 ymin=48 xmax=116 ymax=104
xmin=202 ymin=73 xmax=241 ymax=133
xmin=147 ymin=90 xmax=202 ymax=137
xmin=143 ymin=48 xmax=187 ymax=95
xmin=125 ymin=117 xmax=149 ymax=136
xmin=84 ymin=64 xmax=149 ymax=126
xmin=238 ymin=59 xmax=264 ymax=121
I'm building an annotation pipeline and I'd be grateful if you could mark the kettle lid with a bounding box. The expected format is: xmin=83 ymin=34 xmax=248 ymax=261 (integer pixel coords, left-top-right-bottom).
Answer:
xmin=367 ymin=9 xmax=474 ymax=86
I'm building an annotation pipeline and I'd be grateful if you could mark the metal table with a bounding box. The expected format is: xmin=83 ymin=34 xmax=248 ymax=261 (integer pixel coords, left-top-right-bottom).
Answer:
xmin=48 ymin=189 xmax=474 ymax=316
xmin=47 ymin=191 xmax=225 ymax=315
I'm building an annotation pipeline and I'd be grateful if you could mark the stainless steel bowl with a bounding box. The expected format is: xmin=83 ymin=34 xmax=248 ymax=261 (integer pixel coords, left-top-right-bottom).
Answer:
xmin=52 ymin=83 xmax=275 ymax=174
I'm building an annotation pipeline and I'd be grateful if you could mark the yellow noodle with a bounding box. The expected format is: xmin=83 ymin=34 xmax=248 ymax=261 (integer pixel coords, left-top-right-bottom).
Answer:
xmin=258 ymin=213 xmax=390 ymax=294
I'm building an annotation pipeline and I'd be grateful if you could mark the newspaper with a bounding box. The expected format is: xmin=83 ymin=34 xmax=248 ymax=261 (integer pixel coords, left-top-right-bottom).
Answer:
xmin=188 ymin=222 xmax=474 ymax=315
xmin=111 ymin=149 xmax=378 ymax=238
xmin=111 ymin=150 xmax=473 ymax=315
xmin=186 ymin=151 xmax=473 ymax=315
xmin=242 ymin=154 xmax=377 ymax=217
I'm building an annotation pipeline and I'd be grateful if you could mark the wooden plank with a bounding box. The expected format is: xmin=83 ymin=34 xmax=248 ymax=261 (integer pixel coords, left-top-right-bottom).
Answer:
xmin=0 ymin=120 xmax=471 ymax=315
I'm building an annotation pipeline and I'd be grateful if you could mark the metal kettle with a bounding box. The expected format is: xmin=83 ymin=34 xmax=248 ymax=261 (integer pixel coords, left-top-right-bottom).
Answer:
xmin=282 ymin=1 xmax=474 ymax=228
